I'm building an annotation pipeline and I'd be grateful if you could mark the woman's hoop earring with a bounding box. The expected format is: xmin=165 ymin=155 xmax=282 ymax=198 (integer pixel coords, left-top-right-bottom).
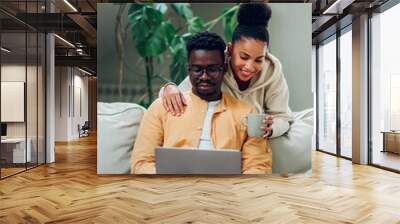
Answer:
xmin=225 ymin=54 xmax=231 ymax=64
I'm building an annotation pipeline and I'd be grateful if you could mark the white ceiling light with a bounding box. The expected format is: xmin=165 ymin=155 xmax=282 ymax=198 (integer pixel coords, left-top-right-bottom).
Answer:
xmin=1 ymin=47 xmax=11 ymax=53
xmin=54 ymin=34 xmax=75 ymax=48
xmin=78 ymin=67 xmax=93 ymax=76
xmin=63 ymin=0 xmax=78 ymax=12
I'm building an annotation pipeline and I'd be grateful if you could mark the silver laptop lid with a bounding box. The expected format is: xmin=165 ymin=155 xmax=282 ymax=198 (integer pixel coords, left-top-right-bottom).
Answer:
xmin=155 ymin=147 xmax=241 ymax=175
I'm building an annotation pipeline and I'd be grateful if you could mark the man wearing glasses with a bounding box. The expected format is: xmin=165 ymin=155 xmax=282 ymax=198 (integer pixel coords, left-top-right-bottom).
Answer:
xmin=131 ymin=31 xmax=271 ymax=174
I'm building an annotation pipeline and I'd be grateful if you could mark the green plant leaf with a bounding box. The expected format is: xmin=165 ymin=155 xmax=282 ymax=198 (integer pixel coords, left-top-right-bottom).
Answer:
xmin=171 ymin=3 xmax=193 ymax=20
xmin=222 ymin=6 xmax=238 ymax=41
xmin=127 ymin=9 xmax=142 ymax=24
xmin=128 ymin=6 xmax=153 ymax=42
xmin=128 ymin=3 xmax=145 ymax=15
xmin=129 ymin=4 xmax=173 ymax=57
xmin=169 ymin=39 xmax=188 ymax=84
xmin=169 ymin=36 xmax=184 ymax=54
xmin=129 ymin=16 xmax=150 ymax=42
xmin=136 ymin=21 xmax=174 ymax=57
xmin=163 ymin=21 xmax=176 ymax=45
xmin=136 ymin=31 xmax=164 ymax=57
xmin=143 ymin=6 xmax=163 ymax=27
xmin=205 ymin=5 xmax=238 ymax=32
xmin=154 ymin=3 xmax=168 ymax=14
xmin=181 ymin=33 xmax=194 ymax=42
xmin=188 ymin=16 xmax=205 ymax=33
xmin=137 ymin=99 xmax=151 ymax=109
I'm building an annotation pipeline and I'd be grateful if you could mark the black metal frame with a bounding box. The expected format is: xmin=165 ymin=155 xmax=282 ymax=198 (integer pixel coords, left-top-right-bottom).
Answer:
xmin=0 ymin=0 xmax=47 ymax=180
xmin=336 ymin=21 xmax=341 ymax=158
xmin=25 ymin=1 xmax=28 ymax=172
xmin=367 ymin=10 xmax=373 ymax=166
xmin=316 ymin=44 xmax=319 ymax=151
xmin=44 ymin=0 xmax=47 ymax=165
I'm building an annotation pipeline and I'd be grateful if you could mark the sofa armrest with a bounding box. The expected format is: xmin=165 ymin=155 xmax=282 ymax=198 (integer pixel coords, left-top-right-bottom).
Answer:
xmin=270 ymin=108 xmax=313 ymax=174
xmin=97 ymin=102 xmax=146 ymax=174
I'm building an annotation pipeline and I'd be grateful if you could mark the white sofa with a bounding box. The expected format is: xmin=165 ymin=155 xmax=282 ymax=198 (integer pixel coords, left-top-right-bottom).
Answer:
xmin=270 ymin=109 xmax=313 ymax=173
xmin=97 ymin=102 xmax=313 ymax=174
xmin=97 ymin=102 xmax=146 ymax=174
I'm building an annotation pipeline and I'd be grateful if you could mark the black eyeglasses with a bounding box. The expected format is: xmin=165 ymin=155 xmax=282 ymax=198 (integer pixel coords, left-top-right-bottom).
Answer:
xmin=188 ymin=65 xmax=224 ymax=77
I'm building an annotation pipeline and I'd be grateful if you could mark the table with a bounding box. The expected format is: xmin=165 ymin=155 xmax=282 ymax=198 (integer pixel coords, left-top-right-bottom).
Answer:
xmin=381 ymin=131 xmax=400 ymax=154
xmin=1 ymin=138 xmax=31 ymax=164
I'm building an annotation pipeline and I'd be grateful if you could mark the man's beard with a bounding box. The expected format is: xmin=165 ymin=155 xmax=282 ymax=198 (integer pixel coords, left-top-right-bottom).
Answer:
xmin=195 ymin=82 xmax=222 ymax=101
xmin=196 ymin=81 xmax=215 ymax=96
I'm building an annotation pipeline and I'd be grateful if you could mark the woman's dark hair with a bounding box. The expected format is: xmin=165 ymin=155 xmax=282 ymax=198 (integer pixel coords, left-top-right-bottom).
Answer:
xmin=232 ymin=3 xmax=272 ymax=44
xmin=186 ymin=31 xmax=226 ymax=60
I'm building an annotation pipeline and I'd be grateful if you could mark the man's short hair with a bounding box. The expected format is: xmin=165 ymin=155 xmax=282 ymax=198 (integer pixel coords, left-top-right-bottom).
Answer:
xmin=186 ymin=31 xmax=226 ymax=60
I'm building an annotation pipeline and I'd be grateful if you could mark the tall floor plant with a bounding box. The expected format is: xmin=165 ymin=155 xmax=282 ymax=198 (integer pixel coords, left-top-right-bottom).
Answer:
xmin=126 ymin=3 xmax=238 ymax=107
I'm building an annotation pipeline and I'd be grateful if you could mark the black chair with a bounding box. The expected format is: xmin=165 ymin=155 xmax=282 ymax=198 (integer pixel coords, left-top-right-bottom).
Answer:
xmin=79 ymin=121 xmax=90 ymax=138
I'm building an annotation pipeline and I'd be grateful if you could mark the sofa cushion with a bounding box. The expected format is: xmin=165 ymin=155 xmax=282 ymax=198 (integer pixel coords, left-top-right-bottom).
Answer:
xmin=97 ymin=102 xmax=146 ymax=174
xmin=292 ymin=108 xmax=313 ymax=126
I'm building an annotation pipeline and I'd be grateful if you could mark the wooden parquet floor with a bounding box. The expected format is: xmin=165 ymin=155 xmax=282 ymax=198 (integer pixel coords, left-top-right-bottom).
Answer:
xmin=1 ymin=134 xmax=400 ymax=224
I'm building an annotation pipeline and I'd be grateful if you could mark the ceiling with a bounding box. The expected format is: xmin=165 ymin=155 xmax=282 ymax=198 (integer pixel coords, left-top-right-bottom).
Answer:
xmin=0 ymin=0 xmax=394 ymax=75
xmin=0 ymin=0 xmax=97 ymax=74
xmin=310 ymin=0 xmax=390 ymax=43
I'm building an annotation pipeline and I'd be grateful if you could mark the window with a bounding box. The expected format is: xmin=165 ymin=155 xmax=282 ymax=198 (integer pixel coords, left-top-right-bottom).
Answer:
xmin=370 ymin=2 xmax=400 ymax=171
xmin=318 ymin=36 xmax=337 ymax=154
xmin=390 ymin=74 xmax=400 ymax=130
xmin=340 ymin=29 xmax=352 ymax=158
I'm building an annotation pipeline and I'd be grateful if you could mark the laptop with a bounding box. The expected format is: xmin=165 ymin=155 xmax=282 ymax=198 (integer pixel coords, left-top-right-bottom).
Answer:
xmin=155 ymin=147 xmax=241 ymax=175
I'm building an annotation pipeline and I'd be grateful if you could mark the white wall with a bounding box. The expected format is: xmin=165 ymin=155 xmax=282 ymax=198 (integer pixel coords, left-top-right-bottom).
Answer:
xmin=74 ymin=73 xmax=89 ymax=126
xmin=1 ymin=82 xmax=25 ymax=122
xmin=55 ymin=67 xmax=69 ymax=141
xmin=71 ymin=73 xmax=89 ymax=139
xmin=1 ymin=65 xmax=26 ymax=81
xmin=1 ymin=65 xmax=26 ymax=128
xmin=269 ymin=3 xmax=313 ymax=111
xmin=55 ymin=67 xmax=89 ymax=141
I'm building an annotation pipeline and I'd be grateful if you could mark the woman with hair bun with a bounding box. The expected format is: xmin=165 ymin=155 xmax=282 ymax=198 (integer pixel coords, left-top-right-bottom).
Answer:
xmin=161 ymin=3 xmax=292 ymax=139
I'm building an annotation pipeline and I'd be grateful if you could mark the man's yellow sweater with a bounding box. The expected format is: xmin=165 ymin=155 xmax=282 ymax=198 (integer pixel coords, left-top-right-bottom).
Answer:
xmin=131 ymin=91 xmax=272 ymax=174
